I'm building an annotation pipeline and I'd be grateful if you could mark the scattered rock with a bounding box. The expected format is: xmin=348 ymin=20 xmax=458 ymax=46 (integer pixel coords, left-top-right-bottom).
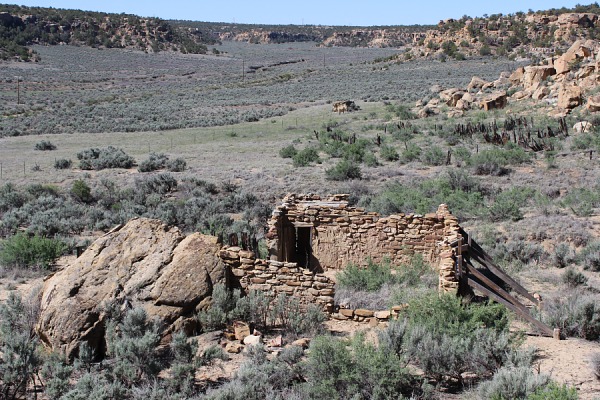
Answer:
xmin=291 ymin=338 xmax=311 ymax=348
xmin=267 ymin=335 xmax=283 ymax=348
xmin=532 ymin=86 xmax=550 ymax=100
xmin=233 ymin=321 xmax=251 ymax=341
xmin=509 ymin=66 xmax=525 ymax=85
xmin=354 ymin=309 xmax=374 ymax=318
xmin=374 ymin=310 xmax=391 ymax=320
xmin=339 ymin=308 xmax=354 ymax=318
xmin=573 ymin=121 xmax=593 ymax=133
xmin=243 ymin=334 xmax=262 ymax=346
xmin=225 ymin=341 xmax=243 ymax=354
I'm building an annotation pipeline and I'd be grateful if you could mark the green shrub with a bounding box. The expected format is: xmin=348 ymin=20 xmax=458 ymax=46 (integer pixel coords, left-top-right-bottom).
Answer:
xmin=579 ymin=241 xmax=600 ymax=271
xmin=54 ymin=159 xmax=72 ymax=169
xmin=197 ymin=284 xmax=240 ymax=331
xmin=303 ymin=335 xmax=414 ymax=400
xmin=77 ymin=146 xmax=136 ymax=170
xmin=138 ymin=152 xmax=168 ymax=172
xmin=561 ymin=187 xmax=600 ymax=217
xmin=0 ymin=293 xmax=43 ymax=400
xmin=35 ymin=140 xmax=56 ymax=151
xmin=325 ymin=159 xmax=362 ymax=180
xmin=477 ymin=366 xmax=551 ymax=399
xmin=527 ymin=382 xmax=579 ymax=400
xmin=541 ymin=290 xmax=600 ymax=340
xmin=292 ymin=147 xmax=320 ymax=167
xmin=105 ymin=308 xmax=163 ymax=386
xmin=470 ymin=147 xmax=530 ymax=176
xmin=362 ymin=151 xmax=380 ymax=167
xmin=270 ymin=294 xmax=326 ymax=337
xmin=420 ymin=145 xmax=446 ymax=166
xmin=166 ymin=157 xmax=186 ymax=172
xmin=406 ymin=293 xmax=510 ymax=336
xmin=562 ymin=268 xmax=588 ymax=288
xmin=337 ymin=259 xmax=395 ymax=292
xmin=488 ymin=187 xmax=534 ymax=222
xmin=0 ymin=233 xmax=66 ymax=269
xmin=552 ymin=243 xmax=574 ymax=268
xmin=379 ymin=144 xmax=399 ymax=161
xmin=70 ymin=179 xmax=93 ymax=204
xmin=400 ymin=143 xmax=422 ymax=163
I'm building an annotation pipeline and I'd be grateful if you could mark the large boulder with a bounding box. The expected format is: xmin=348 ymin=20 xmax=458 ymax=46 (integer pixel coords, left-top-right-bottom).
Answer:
xmin=555 ymin=40 xmax=593 ymax=75
xmin=480 ymin=91 xmax=508 ymax=111
xmin=586 ymin=94 xmax=600 ymax=112
xmin=557 ymin=84 xmax=582 ymax=110
xmin=36 ymin=218 xmax=227 ymax=359
xmin=467 ymin=76 xmax=489 ymax=91
xmin=523 ymin=66 xmax=556 ymax=90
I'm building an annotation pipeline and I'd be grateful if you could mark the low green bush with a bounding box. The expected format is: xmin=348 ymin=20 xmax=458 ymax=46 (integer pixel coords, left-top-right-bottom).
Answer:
xmin=562 ymin=268 xmax=588 ymax=288
xmin=279 ymin=145 xmax=298 ymax=159
xmin=138 ymin=152 xmax=168 ymax=172
xmin=400 ymin=143 xmax=422 ymax=163
xmin=166 ymin=157 xmax=186 ymax=172
xmin=379 ymin=144 xmax=399 ymax=161
xmin=325 ymin=159 xmax=362 ymax=180
xmin=54 ymin=159 xmax=72 ymax=169
xmin=488 ymin=187 xmax=534 ymax=222
xmin=34 ymin=140 xmax=56 ymax=151
xmin=477 ymin=366 xmax=551 ymax=399
xmin=292 ymin=147 xmax=320 ymax=167
xmin=420 ymin=145 xmax=446 ymax=166
xmin=0 ymin=233 xmax=66 ymax=269
xmin=579 ymin=241 xmax=600 ymax=271
xmin=77 ymin=146 xmax=136 ymax=170
xmin=70 ymin=179 xmax=93 ymax=204
xmin=541 ymin=290 xmax=600 ymax=340
xmin=552 ymin=243 xmax=574 ymax=269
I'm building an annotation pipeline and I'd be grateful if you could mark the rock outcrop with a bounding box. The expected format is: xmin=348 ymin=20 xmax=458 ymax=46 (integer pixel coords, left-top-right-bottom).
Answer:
xmin=36 ymin=218 xmax=226 ymax=359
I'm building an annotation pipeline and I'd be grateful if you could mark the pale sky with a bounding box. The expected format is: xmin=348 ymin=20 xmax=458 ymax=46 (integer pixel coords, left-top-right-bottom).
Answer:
xmin=4 ymin=1 xmax=588 ymax=26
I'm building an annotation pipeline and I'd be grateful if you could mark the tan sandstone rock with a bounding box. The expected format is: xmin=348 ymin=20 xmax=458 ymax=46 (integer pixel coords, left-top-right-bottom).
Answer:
xmin=573 ymin=121 xmax=593 ymax=133
xmin=36 ymin=218 xmax=226 ymax=359
xmin=523 ymin=66 xmax=556 ymax=90
xmin=557 ymin=84 xmax=582 ymax=110
xmin=587 ymin=94 xmax=600 ymax=112
xmin=480 ymin=91 xmax=508 ymax=111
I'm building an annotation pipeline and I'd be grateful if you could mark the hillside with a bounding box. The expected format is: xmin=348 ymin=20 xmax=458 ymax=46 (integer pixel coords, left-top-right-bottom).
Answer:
xmin=0 ymin=4 xmax=217 ymax=61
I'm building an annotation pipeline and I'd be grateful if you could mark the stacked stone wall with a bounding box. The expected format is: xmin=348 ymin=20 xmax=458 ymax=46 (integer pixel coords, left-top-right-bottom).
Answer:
xmin=219 ymin=194 xmax=462 ymax=315
xmin=219 ymin=246 xmax=335 ymax=312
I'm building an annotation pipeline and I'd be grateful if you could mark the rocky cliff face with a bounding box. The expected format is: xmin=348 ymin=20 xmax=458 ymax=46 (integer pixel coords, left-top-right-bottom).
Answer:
xmin=36 ymin=218 xmax=226 ymax=359
xmin=0 ymin=5 xmax=211 ymax=61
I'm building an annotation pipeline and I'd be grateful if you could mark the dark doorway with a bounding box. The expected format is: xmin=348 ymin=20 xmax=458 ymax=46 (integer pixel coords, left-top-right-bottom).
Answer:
xmin=295 ymin=227 xmax=312 ymax=268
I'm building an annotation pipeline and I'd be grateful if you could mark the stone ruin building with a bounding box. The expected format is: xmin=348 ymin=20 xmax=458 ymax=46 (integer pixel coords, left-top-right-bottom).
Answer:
xmin=219 ymin=193 xmax=460 ymax=315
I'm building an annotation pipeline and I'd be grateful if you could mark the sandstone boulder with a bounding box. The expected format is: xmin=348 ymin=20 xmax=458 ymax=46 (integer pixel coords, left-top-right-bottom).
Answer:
xmin=532 ymin=86 xmax=550 ymax=100
xmin=509 ymin=66 xmax=525 ymax=85
xmin=439 ymin=88 xmax=464 ymax=107
xmin=557 ymin=84 xmax=582 ymax=110
xmin=480 ymin=91 xmax=508 ymax=111
xmin=586 ymin=94 xmax=600 ymax=112
xmin=573 ymin=121 xmax=593 ymax=133
xmin=555 ymin=40 xmax=593 ymax=74
xmin=523 ymin=66 xmax=556 ymax=90
xmin=467 ymin=76 xmax=488 ymax=91
xmin=36 ymin=218 xmax=226 ymax=359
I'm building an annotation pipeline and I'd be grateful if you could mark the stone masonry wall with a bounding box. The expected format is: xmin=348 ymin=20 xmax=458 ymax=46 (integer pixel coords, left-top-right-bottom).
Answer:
xmin=218 ymin=194 xmax=462 ymax=315
xmin=265 ymin=194 xmax=458 ymax=273
xmin=219 ymin=246 xmax=336 ymax=312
